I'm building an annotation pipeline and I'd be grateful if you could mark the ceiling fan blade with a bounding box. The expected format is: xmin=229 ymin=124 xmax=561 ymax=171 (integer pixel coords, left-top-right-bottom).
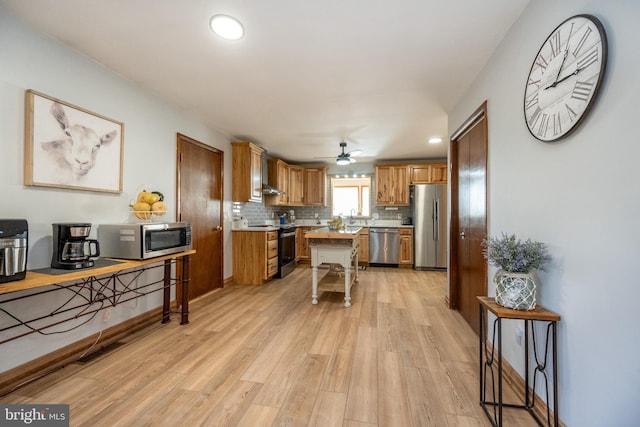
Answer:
xmin=348 ymin=149 xmax=363 ymax=157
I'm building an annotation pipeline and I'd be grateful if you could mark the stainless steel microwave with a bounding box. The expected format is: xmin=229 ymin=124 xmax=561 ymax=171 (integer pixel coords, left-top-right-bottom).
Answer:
xmin=98 ymin=222 xmax=192 ymax=260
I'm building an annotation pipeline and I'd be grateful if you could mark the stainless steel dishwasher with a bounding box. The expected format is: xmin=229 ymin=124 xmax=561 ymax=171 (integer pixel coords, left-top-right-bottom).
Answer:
xmin=369 ymin=227 xmax=399 ymax=265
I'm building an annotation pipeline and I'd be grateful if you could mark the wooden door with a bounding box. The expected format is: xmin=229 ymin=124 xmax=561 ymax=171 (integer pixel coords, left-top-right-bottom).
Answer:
xmin=303 ymin=167 xmax=326 ymax=206
xmin=449 ymin=102 xmax=488 ymax=335
xmin=177 ymin=134 xmax=224 ymax=300
xmin=289 ymin=166 xmax=304 ymax=205
xmin=392 ymin=165 xmax=409 ymax=204
xmin=375 ymin=165 xmax=393 ymax=205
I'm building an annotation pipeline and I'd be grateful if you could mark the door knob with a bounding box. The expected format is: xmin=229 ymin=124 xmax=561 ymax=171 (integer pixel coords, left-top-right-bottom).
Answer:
xmin=460 ymin=231 xmax=465 ymax=239
xmin=214 ymin=225 xmax=222 ymax=231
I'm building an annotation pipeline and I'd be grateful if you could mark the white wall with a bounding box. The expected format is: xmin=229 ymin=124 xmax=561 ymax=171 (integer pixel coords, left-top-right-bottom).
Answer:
xmin=0 ymin=8 xmax=234 ymax=371
xmin=448 ymin=1 xmax=640 ymax=425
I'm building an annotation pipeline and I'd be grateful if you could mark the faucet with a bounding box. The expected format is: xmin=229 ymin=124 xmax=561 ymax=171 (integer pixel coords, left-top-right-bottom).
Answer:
xmin=349 ymin=209 xmax=356 ymax=224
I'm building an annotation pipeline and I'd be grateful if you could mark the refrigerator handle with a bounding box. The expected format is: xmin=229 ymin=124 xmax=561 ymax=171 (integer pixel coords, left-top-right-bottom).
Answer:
xmin=433 ymin=198 xmax=438 ymax=241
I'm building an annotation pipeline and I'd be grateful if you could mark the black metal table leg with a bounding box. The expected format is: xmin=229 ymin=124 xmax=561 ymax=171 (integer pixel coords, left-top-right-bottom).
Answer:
xmin=161 ymin=259 xmax=171 ymax=323
xmin=180 ymin=255 xmax=190 ymax=325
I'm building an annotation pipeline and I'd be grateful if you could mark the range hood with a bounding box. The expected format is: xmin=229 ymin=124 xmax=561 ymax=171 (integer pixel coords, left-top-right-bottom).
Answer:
xmin=261 ymin=153 xmax=285 ymax=195
xmin=262 ymin=183 xmax=285 ymax=195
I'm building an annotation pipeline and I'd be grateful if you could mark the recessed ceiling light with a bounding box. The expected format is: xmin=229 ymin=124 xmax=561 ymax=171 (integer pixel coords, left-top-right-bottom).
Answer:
xmin=428 ymin=137 xmax=443 ymax=144
xmin=209 ymin=14 xmax=244 ymax=40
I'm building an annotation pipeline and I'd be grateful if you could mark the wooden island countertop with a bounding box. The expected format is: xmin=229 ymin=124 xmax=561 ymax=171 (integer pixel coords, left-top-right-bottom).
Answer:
xmin=305 ymin=226 xmax=362 ymax=240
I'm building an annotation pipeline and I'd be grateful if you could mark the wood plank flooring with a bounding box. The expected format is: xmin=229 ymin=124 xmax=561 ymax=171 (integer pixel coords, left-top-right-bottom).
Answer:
xmin=2 ymin=266 xmax=538 ymax=426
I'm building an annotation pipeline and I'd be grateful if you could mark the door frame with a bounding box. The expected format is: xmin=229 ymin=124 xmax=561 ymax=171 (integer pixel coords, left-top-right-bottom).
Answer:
xmin=176 ymin=133 xmax=225 ymax=300
xmin=448 ymin=101 xmax=488 ymax=310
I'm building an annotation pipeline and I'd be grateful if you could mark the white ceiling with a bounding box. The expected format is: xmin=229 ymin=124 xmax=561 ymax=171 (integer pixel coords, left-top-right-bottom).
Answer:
xmin=1 ymin=0 xmax=529 ymax=164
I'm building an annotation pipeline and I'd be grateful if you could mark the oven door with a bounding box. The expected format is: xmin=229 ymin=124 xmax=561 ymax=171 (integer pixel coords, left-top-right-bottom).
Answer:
xmin=279 ymin=230 xmax=296 ymax=265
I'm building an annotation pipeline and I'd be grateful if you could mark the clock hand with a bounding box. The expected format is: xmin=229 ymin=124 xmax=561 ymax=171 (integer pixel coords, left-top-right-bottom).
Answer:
xmin=544 ymin=66 xmax=582 ymax=89
xmin=552 ymin=50 xmax=569 ymax=84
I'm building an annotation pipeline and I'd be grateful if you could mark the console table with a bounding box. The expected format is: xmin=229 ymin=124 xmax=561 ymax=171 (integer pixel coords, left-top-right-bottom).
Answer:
xmin=0 ymin=250 xmax=194 ymax=345
xmin=478 ymin=296 xmax=561 ymax=427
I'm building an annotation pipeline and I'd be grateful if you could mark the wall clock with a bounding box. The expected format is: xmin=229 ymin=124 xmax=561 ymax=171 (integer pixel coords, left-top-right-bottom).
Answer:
xmin=524 ymin=14 xmax=607 ymax=142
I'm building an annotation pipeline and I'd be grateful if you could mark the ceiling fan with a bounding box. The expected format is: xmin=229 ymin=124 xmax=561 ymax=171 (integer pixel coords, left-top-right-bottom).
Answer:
xmin=335 ymin=141 xmax=362 ymax=165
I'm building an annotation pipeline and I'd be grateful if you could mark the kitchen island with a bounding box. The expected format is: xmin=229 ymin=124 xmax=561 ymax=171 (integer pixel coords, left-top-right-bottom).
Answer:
xmin=305 ymin=226 xmax=361 ymax=307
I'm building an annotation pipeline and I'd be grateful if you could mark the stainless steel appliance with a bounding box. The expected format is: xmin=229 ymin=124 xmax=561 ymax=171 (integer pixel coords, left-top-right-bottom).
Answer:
xmin=276 ymin=224 xmax=296 ymax=278
xmin=369 ymin=227 xmax=399 ymax=265
xmin=98 ymin=222 xmax=192 ymax=260
xmin=413 ymin=184 xmax=447 ymax=270
xmin=52 ymin=223 xmax=100 ymax=269
xmin=0 ymin=219 xmax=28 ymax=283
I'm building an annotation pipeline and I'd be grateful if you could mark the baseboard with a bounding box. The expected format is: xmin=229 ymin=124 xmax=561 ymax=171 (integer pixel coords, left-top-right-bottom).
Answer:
xmin=0 ymin=307 xmax=165 ymax=397
xmin=224 ymin=276 xmax=234 ymax=286
xmin=486 ymin=340 xmax=566 ymax=427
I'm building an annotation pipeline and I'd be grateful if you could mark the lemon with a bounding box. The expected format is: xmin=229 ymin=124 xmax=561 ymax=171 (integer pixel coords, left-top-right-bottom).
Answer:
xmin=151 ymin=201 xmax=167 ymax=216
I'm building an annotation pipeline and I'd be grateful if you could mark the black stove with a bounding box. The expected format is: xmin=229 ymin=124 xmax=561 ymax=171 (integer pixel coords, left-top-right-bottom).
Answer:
xmin=276 ymin=224 xmax=296 ymax=278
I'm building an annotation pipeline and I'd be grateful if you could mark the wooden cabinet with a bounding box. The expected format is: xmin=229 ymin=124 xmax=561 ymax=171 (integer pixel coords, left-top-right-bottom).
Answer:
xmin=375 ymin=164 xmax=409 ymax=205
xmin=266 ymin=159 xmax=289 ymax=206
xmin=266 ymin=159 xmax=327 ymax=207
xmin=288 ymin=165 xmax=305 ymax=206
xmin=410 ymin=162 xmax=448 ymax=184
xmin=358 ymin=227 xmax=369 ymax=265
xmin=297 ymin=225 xmax=322 ymax=262
xmin=232 ymin=141 xmax=264 ymax=203
xmin=304 ymin=167 xmax=327 ymax=206
xmin=232 ymin=230 xmax=278 ymax=285
xmin=399 ymin=227 xmax=414 ymax=267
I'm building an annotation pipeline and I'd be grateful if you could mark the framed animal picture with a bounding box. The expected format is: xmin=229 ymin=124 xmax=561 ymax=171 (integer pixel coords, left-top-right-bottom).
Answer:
xmin=24 ymin=90 xmax=124 ymax=193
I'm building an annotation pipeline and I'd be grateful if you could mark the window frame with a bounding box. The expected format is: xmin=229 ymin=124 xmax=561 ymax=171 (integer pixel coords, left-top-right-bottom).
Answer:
xmin=330 ymin=176 xmax=371 ymax=218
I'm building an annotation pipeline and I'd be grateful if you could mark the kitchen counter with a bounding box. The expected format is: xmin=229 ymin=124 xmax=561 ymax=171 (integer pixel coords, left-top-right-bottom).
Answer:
xmin=233 ymin=225 xmax=280 ymax=232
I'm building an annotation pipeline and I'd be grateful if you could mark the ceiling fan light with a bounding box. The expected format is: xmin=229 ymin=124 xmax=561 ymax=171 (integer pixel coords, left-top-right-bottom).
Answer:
xmin=336 ymin=157 xmax=350 ymax=166
xmin=210 ymin=14 xmax=244 ymax=40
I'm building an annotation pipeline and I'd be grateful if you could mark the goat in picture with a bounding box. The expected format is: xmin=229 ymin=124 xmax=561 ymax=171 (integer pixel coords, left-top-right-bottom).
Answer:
xmin=39 ymin=102 xmax=118 ymax=185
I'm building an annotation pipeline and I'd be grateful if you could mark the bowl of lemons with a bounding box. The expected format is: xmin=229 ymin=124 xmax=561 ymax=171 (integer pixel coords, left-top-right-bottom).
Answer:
xmin=130 ymin=189 xmax=167 ymax=221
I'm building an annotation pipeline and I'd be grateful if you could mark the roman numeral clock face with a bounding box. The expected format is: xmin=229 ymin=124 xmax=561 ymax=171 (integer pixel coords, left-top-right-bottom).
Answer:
xmin=524 ymin=14 xmax=607 ymax=142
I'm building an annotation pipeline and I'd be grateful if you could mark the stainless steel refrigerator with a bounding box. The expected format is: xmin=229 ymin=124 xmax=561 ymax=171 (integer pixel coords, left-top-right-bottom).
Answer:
xmin=412 ymin=184 xmax=447 ymax=270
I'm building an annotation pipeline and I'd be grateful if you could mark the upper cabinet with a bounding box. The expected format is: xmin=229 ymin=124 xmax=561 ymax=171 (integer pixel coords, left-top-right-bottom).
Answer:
xmin=304 ymin=167 xmax=327 ymax=206
xmin=375 ymin=161 xmax=448 ymax=206
xmin=375 ymin=164 xmax=409 ymax=206
xmin=266 ymin=159 xmax=289 ymax=206
xmin=266 ymin=160 xmax=325 ymax=207
xmin=288 ymin=165 xmax=305 ymax=206
xmin=409 ymin=162 xmax=448 ymax=184
xmin=232 ymin=141 xmax=264 ymax=203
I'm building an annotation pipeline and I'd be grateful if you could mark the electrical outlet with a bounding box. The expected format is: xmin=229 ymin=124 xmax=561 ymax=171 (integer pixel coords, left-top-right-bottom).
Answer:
xmin=102 ymin=308 xmax=111 ymax=322
xmin=516 ymin=326 xmax=524 ymax=346
xmin=397 ymin=213 xmax=402 ymax=219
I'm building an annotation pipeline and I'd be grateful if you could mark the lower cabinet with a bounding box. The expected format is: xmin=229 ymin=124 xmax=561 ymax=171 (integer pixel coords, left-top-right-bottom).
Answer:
xmin=297 ymin=226 xmax=322 ymax=263
xmin=358 ymin=227 xmax=369 ymax=265
xmin=232 ymin=230 xmax=278 ymax=285
xmin=399 ymin=227 xmax=413 ymax=267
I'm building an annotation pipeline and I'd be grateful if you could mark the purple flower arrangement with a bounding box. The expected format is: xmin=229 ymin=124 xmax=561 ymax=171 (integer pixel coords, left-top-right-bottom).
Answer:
xmin=482 ymin=233 xmax=550 ymax=274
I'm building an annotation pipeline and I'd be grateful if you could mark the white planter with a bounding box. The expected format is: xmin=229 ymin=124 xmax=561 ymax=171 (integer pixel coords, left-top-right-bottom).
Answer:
xmin=494 ymin=270 xmax=536 ymax=310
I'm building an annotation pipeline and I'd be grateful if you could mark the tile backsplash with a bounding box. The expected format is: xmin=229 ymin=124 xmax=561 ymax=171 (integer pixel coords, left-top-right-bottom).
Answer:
xmin=235 ymin=202 xmax=412 ymax=224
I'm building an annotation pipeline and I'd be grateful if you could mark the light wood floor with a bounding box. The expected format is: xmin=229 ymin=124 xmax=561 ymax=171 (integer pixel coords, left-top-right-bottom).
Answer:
xmin=2 ymin=266 xmax=538 ymax=426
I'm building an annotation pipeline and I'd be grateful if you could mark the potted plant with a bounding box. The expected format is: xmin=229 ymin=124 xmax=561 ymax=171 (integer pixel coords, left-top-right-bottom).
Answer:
xmin=482 ymin=233 xmax=551 ymax=310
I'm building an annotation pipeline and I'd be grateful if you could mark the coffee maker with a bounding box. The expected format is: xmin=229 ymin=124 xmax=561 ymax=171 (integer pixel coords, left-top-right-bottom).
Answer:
xmin=51 ymin=223 xmax=100 ymax=269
